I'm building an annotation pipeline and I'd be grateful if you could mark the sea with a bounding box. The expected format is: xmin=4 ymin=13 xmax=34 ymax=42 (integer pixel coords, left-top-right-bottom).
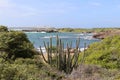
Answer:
xmin=25 ymin=32 xmax=100 ymax=52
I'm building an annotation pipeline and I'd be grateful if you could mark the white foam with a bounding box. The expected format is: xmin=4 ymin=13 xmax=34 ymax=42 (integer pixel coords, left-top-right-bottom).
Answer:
xmin=37 ymin=47 xmax=46 ymax=53
xmin=80 ymin=47 xmax=87 ymax=52
xmin=40 ymin=31 xmax=46 ymax=33
xmin=43 ymin=36 xmax=56 ymax=38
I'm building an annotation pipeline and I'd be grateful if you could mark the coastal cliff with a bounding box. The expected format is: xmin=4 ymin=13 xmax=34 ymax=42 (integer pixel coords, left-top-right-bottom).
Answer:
xmin=93 ymin=30 xmax=120 ymax=39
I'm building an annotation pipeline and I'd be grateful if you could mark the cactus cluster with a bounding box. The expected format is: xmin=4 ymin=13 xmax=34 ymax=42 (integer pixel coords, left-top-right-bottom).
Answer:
xmin=39 ymin=35 xmax=81 ymax=74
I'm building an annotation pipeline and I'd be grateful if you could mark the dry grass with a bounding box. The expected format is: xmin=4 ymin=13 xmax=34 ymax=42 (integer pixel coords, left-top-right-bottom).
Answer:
xmin=63 ymin=64 xmax=120 ymax=80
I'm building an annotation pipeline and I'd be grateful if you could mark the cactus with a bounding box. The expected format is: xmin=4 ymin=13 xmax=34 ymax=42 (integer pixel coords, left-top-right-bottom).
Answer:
xmin=39 ymin=36 xmax=81 ymax=74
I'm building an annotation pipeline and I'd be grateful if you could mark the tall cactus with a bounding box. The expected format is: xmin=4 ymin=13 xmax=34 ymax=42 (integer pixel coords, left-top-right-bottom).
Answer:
xmin=39 ymin=36 xmax=81 ymax=74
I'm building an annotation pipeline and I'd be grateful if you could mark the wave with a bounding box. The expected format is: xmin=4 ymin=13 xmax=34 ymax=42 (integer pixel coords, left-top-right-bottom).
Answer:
xmin=36 ymin=47 xmax=46 ymax=53
xmin=42 ymin=36 xmax=74 ymax=38
xmin=43 ymin=35 xmax=56 ymax=38
xmin=80 ymin=47 xmax=87 ymax=52
xmin=59 ymin=36 xmax=75 ymax=38
xmin=25 ymin=32 xmax=39 ymax=33
xmin=40 ymin=31 xmax=46 ymax=33
xmin=81 ymin=36 xmax=93 ymax=40
xmin=74 ymin=33 xmax=85 ymax=36
xmin=42 ymin=36 xmax=94 ymax=40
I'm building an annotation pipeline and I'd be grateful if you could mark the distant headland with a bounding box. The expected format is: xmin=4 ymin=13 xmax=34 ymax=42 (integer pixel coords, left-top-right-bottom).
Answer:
xmin=9 ymin=27 xmax=58 ymax=33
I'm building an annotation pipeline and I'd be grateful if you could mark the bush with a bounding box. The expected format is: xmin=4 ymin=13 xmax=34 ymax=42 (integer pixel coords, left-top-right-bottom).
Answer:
xmin=81 ymin=35 xmax=120 ymax=69
xmin=0 ymin=31 xmax=35 ymax=60
xmin=0 ymin=25 xmax=8 ymax=32
xmin=0 ymin=58 xmax=65 ymax=80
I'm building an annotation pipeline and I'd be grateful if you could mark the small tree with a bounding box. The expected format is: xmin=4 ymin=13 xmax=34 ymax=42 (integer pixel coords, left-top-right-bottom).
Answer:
xmin=0 ymin=25 xmax=8 ymax=32
xmin=0 ymin=31 xmax=35 ymax=60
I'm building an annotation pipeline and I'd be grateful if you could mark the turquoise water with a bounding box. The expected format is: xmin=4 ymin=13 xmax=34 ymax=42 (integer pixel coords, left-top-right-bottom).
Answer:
xmin=25 ymin=32 xmax=100 ymax=49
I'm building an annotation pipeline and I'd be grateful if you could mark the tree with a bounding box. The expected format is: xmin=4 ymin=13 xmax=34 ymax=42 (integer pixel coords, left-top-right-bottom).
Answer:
xmin=0 ymin=25 xmax=8 ymax=32
xmin=0 ymin=31 xmax=35 ymax=60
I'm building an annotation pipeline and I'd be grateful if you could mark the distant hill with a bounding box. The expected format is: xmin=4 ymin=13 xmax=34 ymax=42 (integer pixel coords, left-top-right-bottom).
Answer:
xmin=8 ymin=27 xmax=58 ymax=32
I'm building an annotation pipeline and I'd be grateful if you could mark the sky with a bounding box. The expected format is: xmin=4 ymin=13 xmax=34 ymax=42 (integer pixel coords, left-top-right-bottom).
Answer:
xmin=0 ymin=0 xmax=120 ymax=28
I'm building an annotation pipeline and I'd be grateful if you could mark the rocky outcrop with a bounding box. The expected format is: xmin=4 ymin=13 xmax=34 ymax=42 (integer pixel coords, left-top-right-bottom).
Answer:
xmin=93 ymin=30 xmax=120 ymax=39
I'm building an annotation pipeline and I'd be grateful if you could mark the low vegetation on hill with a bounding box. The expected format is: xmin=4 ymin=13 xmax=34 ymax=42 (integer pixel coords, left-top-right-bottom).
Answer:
xmin=72 ymin=35 xmax=120 ymax=80
xmin=58 ymin=28 xmax=91 ymax=33
xmin=84 ymin=35 xmax=120 ymax=69
xmin=58 ymin=28 xmax=120 ymax=33
xmin=0 ymin=25 xmax=65 ymax=80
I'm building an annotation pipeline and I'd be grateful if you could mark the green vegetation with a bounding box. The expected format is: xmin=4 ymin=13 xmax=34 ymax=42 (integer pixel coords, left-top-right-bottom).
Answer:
xmin=74 ymin=35 xmax=120 ymax=80
xmin=0 ymin=25 xmax=120 ymax=80
xmin=0 ymin=31 xmax=36 ymax=60
xmin=0 ymin=26 xmax=65 ymax=80
xmin=58 ymin=28 xmax=120 ymax=33
xmin=82 ymin=35 xmax=120 ymax=69
xmin=0 ymin=25 xmax=8 ymax=32
xmin=58 ymin=28 xmax=91 ymax=33
xmin=0 ymin=57 xmax=65 ymax=80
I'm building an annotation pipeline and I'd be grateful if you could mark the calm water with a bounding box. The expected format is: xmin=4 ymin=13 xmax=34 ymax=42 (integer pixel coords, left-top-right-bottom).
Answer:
xmin=25 ymin=32 xmax=100 ymax=49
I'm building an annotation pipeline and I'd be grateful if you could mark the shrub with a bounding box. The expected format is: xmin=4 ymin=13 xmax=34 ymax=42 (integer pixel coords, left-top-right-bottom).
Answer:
xmin=0 ymin=31 xmax=35 ymax=60
xmin=0 ymin=25 xmax=8 ymax=32
xmin=81 ymin=35 xmax=120 ymax=69
xmin=0 ymin=58 xmax=65 ymax=80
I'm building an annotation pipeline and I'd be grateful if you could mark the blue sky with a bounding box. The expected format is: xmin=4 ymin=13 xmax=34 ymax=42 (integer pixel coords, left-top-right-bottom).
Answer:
xmin=0 ymin=0 xmax=120 ymax=28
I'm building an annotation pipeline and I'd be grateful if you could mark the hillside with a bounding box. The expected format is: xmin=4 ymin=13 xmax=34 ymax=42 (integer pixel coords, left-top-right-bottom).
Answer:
xmin=63 ymin=34 xmax=120 ymax=80
xmin=67 ymin=35 xmax=120 ymax=80
xmin=93 ymin=30 xmax=120 ymax=39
